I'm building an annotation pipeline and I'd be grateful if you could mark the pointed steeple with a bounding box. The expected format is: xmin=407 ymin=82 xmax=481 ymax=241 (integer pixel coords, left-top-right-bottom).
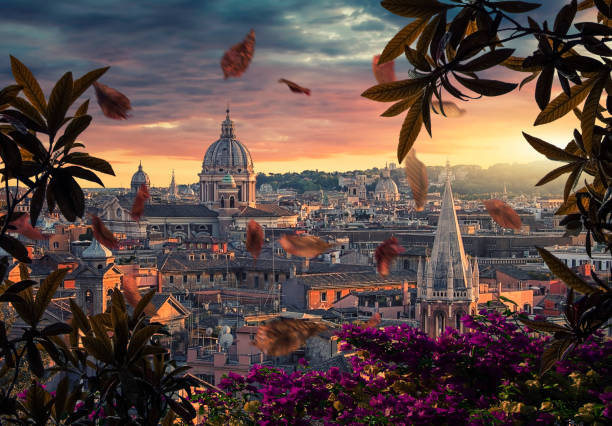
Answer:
xmin=416 ymin=256 xmax=423 ymax=297
xmin=428 ymin=162 xmax=470 ymax=296
xmin=221 ymin=106 xmax=236 ymax=138
xmin=169 ymin=170 xmax=177 ymax=198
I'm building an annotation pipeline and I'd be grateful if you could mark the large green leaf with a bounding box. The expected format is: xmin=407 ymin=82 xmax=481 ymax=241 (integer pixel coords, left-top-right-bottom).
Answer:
xmin=534 ymin=75 xmax=598 ymax=125
xmin=10 ymin=56 xmax=47 ymax=115
xmin=581 ymin=74 xmax=606 ymax=154
xmin=46 ymin=72 xmax=74 ymax=135
xmin=362 ymin=78 xmax=429 ymax=102
xmin=63 ymin=153 xmax=115 ymax=175
xmin=523 ymin=132 xmax=584 ymax=162
xmin=537 ymin=246 xmax=598 ymax=294
xmin=454 ymin=74 xmax=517 ymax=96
xmin=380 ymin=18 xmax=428 ymax=64
xmin=71 ymin=67 xmax=110 ymax=104
xmin=54 ymin=115 xmax=92 ymax=152
xmin=398 ymin=92 xmax=424 ymax=163
xmin=34 ymin=268 xmax=69 ymax=323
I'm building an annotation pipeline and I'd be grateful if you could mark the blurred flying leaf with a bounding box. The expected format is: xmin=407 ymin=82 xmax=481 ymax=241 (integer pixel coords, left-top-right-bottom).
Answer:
xmin=404 ymin=149 xmax=428 ymax=211
xmin=372 ymin=55 xmax=397 ymax=84
xmin=246 ymin=219 xmax=264 ymax=261
xmin=278 ymin=78 xmax=311 ymax=95
xmin=93 ymin=82 xmax=131 ymax=120
xmin=364 ymin=312 xmax=381 ymax=328
xmin=375 ymin=237 xmax=405 ymax=277
xmin=130 ymin=184 xmax=150 ymax=222
xmin=91 ymin=214 xmax=119 ymax=250
xmin=8 ymin=213 xmax=48 ymax=240
xmin=252 ymin=318 xmax=328 ymax=356
xmin=279 ymin=234 xmax=335 ymax=258
xmin=221 ymin=29 xmax=255 ymax=79
xmin=483 ymin=199 xmax=523 ymax=230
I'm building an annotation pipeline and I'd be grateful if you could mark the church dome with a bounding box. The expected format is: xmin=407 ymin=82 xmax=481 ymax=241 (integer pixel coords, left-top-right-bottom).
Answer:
xmin=220 ymin=173 xmax=237 ymax=188
xmin=131 ymin=162 xmax=150 ymax=192
xmin=375 ymin=176 xmax=399 ymax=195
xmin=82 ymin=238 xmax=112 ymax=259
xmin=202 ymin=109 xmax=253 ymax=171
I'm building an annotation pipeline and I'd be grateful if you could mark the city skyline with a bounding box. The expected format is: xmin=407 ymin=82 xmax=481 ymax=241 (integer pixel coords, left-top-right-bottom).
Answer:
xmin=1 ymin=0 xmax=578 ymax=187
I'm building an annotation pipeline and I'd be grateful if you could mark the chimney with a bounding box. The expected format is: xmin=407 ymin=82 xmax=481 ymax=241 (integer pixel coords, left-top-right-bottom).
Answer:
xmin=497 ymin=282 xmax=502 ymax=295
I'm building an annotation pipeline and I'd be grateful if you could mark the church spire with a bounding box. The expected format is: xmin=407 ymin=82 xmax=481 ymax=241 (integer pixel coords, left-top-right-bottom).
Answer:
xmin=427 ymin=162 xmax=470 ymax=296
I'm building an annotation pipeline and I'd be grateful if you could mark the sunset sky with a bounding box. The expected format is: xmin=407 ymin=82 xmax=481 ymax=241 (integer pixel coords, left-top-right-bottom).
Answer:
xmin=0 ymin=0 xmax=581 ymax=188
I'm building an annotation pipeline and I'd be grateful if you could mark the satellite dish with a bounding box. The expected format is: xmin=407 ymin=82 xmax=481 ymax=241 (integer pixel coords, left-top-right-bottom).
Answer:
xmin=221 ymin=325 xmax=231 ymax=335
xmin=205 ymin=327 xmax=213 ymax=336
xmin=219 ymin=333 xmax=234 ymax=350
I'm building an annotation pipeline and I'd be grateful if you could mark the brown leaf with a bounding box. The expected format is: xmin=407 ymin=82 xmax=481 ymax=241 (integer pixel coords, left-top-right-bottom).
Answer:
xmin=246 ymin=220 xmax=264 ymax=260
xmin=375 ymin=237 xmax=405 ymax=277
xmin=91 ymin=214 xmax=119 ymax=250
xmin=278 ymin=78 xmax=311 ymax=96
xmin=8 ymin=213 xmax=48 ymax=240
xmin=279 ymin=234 xmax=334 ymax=258
xmin=252 ymin=318 xmax=327 ymax=356
xmin=404 ymin=149 xmax=428 ymax=211
xmin=221 ymin=29 xmax=255 ymax=79
xmin=380 ymin=18 xmax=428 ymax=64
xmin=372 ymin=55 xmax=396 ymax=84
xmin=122 ymin=275 xmax=156 ymax=316
xmin=398 ymin=92 xmax=424 ymax=163
xmin=365 ymin=312 xmax=381 ymax=328
xmin=93 ymin=82 xmax=131 ymax=120
xmin=130 ymin=184 xmax=150 ymax=221
xmin=483 ymin=199 xmax=522 ymax=230
xmin=537 ymin=246 xmax=598 ymax=294
xmin=534 ymin=75 xmax=598 ymax=125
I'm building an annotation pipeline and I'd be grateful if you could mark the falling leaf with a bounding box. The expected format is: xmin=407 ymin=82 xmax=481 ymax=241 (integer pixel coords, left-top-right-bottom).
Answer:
xmin=483 ymin=199 xmax=522 ymax=230
xmin=279 ymin=234 xmax=334 ymax=258
xmin=431 ymin=101 xmax=466 ymax=117
xmin=365 ymin=312 xmax=381 ymax=328
xmin=122 ymin=275 xmax=156 ymax=316
xmin=130 ymin=184 xmax=150 ymax=222
xmin=375 ymin=237 xmax=404 ymax=277
xmin=278 ymin=78 xmax=311 ymax=95
xmin=90 ymin=214 xmax=119 ymax=250
xmin=372 ymin=55 xmax=396 ymax=84
xmin=8 ymin=213 xmax=47 ymax=240
xmin=93 ymin=82 xmax=131 ymax=120
xmin=252 ymin=318 xmax=328 ymax=356
xmin=404 ymin=149 xmax=428 ymax=211
xmin=246 ymin=220 xmax=264 ymax=260
xmin=221 ymin=29 xmax=256 ymax=79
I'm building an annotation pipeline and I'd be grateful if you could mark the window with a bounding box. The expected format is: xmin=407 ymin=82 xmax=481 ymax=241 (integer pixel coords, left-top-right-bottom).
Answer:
xmin=116 ymin=208 xmax=122 ymax=219
xmin=264 ymin=273 xmax=268 ymax=282
xmin=189 ymin=254 xmax=195 ymax=261
xmin=320 ymin=292 xmax=327 ymax=302
xmin=200 ymin=254 xmax=206 ymax=260
xmin=197 ymin=274 xmax=201 ymax=283
xmin=275 ymin=273 xmax=279 ymax=282
xmin=183 ymin=275 xmax=187 ymax=283
xmin=169 ymin=276 xmax=174 ymax=284
xmin=254 ymin=276 xmax=259 ymax=288
xmin=209 ymin=274 xmax=214 ymax=282
xmin=222 ymin=273 xmax=227 ymax=281
xmin=230 ymin=196 xmax=235 ymax=208
xmin=53 ymin=242 xmax=59 ymax=249
xmin=336 ymin=291 xmax=342 ymax=301
xmin=85 ymin=290 xmax=93 ymax=304
xmin=220 ymin=198 xmax=225 ymax=208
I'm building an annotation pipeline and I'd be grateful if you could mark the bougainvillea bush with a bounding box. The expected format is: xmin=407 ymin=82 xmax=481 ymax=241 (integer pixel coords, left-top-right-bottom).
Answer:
xmin=192 ymin=310 xmax=612 ymax=425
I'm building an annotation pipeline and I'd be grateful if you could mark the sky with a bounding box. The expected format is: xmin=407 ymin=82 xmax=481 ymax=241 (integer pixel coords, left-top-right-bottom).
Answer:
xmin=0 ymin=0 xmax=583 ymax=188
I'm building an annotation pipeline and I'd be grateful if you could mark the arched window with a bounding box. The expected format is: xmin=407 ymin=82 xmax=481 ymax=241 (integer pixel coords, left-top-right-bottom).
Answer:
xmin=237 ymin=186 xmax=242 ymax=201
xmin=85 ymin=290 xmax=93 ymax=304
xmin=220 ymin=197 xmax=225 ymax=208
xmin=230 ymin=196 xmax=235 ymax=208
xmin=455 ymin=311 xmax=465 ymax=333
xmin=98 ymin=264 xmax=103 ymax=270
xmin=435 ymin=312 xmax=445 ymax=338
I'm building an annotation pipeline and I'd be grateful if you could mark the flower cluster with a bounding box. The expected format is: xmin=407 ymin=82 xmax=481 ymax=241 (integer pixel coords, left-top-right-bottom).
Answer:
xmin=192 ymin=311 xmax=612 ymax=425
